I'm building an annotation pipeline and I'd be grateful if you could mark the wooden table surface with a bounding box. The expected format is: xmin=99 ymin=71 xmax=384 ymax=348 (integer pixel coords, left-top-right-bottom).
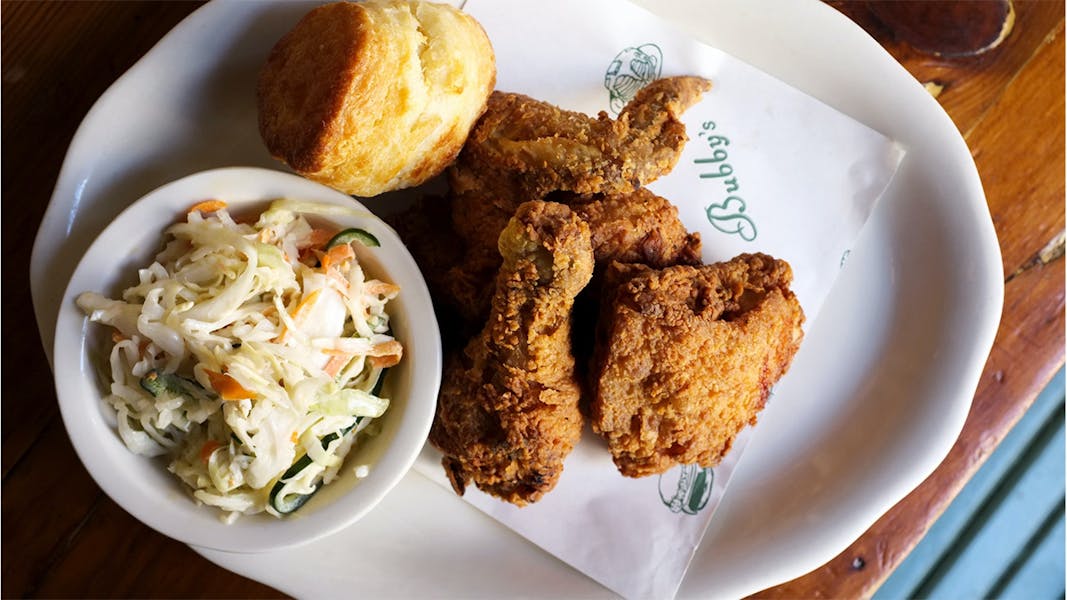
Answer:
xmin=3 ymin=1 xmax=1063 ymax=598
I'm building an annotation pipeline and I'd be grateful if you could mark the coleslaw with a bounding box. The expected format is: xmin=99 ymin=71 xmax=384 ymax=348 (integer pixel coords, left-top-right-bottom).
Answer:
xmin=76 ymin=198 xmax=402 ymax=520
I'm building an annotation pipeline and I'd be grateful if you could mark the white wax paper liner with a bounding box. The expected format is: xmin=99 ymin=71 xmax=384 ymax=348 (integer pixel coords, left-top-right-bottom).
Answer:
xmin=414 ymin=1 xmax=905 ymax=597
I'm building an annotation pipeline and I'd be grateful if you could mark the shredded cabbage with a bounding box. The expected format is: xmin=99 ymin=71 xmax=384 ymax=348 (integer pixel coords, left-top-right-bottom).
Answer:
xmin=76 ymin=199 xmax=402 ymax=520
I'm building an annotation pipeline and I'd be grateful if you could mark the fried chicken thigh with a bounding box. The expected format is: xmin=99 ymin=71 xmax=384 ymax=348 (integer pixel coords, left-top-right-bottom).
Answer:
xmin=591 ymin=254 xmax=805 ymax=477
xmin=429 ymin=201 xmax=594 ymax=505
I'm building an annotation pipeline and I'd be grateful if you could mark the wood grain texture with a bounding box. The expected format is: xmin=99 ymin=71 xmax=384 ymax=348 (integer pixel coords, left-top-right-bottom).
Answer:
xmin=0 ymin=2 xmax=281 ymax=598
xmin=2 ymin=1 xmax=1063 ymax=598
xmin=865 ymin=0 xmax=1015 ymax=58
xmin=753 ymin=10 xmax=1065 ymax=599
xmin=35 ymin=496 xmax=282 ymax=599
xmin=1 ymin=0 xmax=205 ymax=478
xmin=875 ymin=371 xmax=1065 ymax=599
xmin=1 ymin=419 xmax=102 ymax=597
xmin=828 ymin=0 xmax=1064 ymax=137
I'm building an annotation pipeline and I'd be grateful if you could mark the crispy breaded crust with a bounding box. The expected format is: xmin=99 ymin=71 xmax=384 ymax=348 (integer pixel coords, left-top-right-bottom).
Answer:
xmin=453 ymin=77 xmax=712 ymax=199
xmin=434 ymin=77 xmax=710 ymax=320
xmin=429 ymin=201 xmax=594 ymax=505
xmin=591 ymin=254 xmax=805 ymax=477
xmin=569 ymin=188 xmax=702 ymax=268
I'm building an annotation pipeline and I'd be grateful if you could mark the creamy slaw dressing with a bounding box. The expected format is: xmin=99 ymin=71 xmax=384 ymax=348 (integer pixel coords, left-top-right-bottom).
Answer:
xmin=77 ymin=200 xmax=401 ymax=519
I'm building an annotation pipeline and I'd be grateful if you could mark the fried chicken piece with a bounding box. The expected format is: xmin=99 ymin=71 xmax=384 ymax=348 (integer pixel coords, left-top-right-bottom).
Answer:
xmin=389 ymin=194 xmax=462 ymax=291
xmin=569 ymin=188 xmax=702 ymax=268
xmin=590 ymin=254 xmax=805 ymax=478
xmin=452 ymin=76 xmax=711 ymax=201
xmin=440 ymin=76 xmax=711 ymax=320
xmin=388 ymin=194 xmax=476 ymax=351
xmin=444 ymin=188 xmax=704 ymax=323
xmin=429 ymin=201 xmax=594 ymax=505
xmin=568 ymin=187 xmax=703 ymax=393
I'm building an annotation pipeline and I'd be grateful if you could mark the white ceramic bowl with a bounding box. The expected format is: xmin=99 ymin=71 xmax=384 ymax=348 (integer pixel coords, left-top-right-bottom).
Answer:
xmin=52 ymin=167 xmax=442 ymax=553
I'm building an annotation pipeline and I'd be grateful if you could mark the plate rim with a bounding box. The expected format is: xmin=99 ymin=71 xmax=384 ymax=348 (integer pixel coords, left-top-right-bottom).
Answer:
xmin=30 ymin=0 xmax=1004 ymax=596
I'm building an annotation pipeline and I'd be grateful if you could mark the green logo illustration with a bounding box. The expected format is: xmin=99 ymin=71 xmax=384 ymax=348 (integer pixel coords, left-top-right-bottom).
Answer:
xmin=695 ymin=122 xmax=758 ymax=242
xmin=705 ymin=197 xmax=758 ymax=241
xmin=659 ymin=464 xmax=714 ymax=515
xmin=604 ymin=43 xmax=663 ymax=114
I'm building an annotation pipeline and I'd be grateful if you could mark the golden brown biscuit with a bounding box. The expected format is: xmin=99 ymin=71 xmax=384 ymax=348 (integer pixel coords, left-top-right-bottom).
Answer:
xmin=257 ymin=0 xmax=496 ymax=196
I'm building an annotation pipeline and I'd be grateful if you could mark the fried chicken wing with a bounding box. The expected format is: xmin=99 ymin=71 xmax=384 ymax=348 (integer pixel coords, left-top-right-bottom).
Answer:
xmin=452 ymin=76 xmax=712 ymax=200
xmin=590 ymin=254 xmax=805 ymax=478
xmin=568 ymin=188 xmax=703 ymax=391
xmin=429 ymin=201 xmax=594 ymax=505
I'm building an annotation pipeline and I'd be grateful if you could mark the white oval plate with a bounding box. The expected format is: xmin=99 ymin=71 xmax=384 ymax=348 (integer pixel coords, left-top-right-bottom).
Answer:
xmin=31 ymin=0 xmax=1002 ymax=597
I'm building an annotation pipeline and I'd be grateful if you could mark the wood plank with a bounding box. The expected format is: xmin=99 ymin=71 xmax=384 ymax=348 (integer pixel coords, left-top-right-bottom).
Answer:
xmin=972 ymin=22 xmax=1066 ymax=277
xmin=0 ymin=1 xmax=203 ymax=479
xmin=34 ymin=496 xmax=285 ymax=599
xmin=875 ymin=370 xmax=1065 ymax=599
xmin=753 ymin=19 xmax=1065 ymax=600
xmin=995 ymin=508 xmax=1066 ymax=599
xmin=0 ymin=419 xmax=106 ymax=597
xmin=0 ymin=404 xmax=285 ymax=598
xmin=916 ymin=403 xmax=1064 ymax=598
xmin=827 ymin=0 xmax=1065 ymax=136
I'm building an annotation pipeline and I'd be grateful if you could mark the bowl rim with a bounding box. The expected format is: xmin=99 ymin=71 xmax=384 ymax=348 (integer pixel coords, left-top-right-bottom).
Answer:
xmin=52 ymin=166 xmax=442 ymax=553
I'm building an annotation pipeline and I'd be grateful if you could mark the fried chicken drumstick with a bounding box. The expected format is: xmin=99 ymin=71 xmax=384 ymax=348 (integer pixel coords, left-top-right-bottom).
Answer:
xmin=591 ymin=254 xmax=805 ymax=477
xmin=397 ymin=187 xmax=703 ymax=328
xmin=429 ymin=201 xmax=594 ymax=505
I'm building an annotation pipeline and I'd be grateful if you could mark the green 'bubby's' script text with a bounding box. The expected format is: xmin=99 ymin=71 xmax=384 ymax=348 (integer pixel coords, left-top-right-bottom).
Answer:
xmin=695 ymin=121 xmax=757 ymax=241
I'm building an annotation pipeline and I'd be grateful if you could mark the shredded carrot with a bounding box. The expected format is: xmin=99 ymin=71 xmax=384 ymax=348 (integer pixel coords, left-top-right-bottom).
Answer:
xmin=369 ymin=353 xmax=402 ymax=368
xmin=290 ymin=431 xmax=299 ymax=444
xmin=257 ymin=228 xmax=272 ymax=243
xmin=308 ymin=229 xmax=336 ymax=248
xmin=273 ymin=289 xmax=323 ymax=343
xmin=111 ymin=330 xmax=127 ymax=343
xmin=323 ymin=353 xmax=353 ymax=377
xmin=368 ymin=340 xmax=403 ymax=368
xmin=292 ymin=289 xmax=323 ymax=317
xmin=204 ymin=369 xmax=255 ymax=401
xmin=320 ymin=243 xmax=355 ymax=272
xmin=370 ymin=340 xmax=403 ymax=357
xmin=364 ymin=281 xmax=401 ymax=296
xmin=200 ymin=440 xmax=223 ymax=464
xmin=187 ymin=199 xmax=227 ymax=215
